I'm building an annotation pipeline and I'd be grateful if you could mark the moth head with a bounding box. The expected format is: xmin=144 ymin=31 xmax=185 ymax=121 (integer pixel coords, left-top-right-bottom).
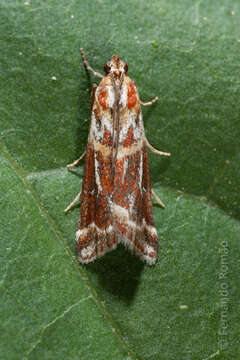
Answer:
xmin=104 ymin=55 xmax=128 ymax=78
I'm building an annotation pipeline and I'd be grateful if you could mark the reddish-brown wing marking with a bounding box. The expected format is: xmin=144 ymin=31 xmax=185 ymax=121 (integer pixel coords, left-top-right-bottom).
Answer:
xmin=72 ymin=49 xmax=170 ymax=264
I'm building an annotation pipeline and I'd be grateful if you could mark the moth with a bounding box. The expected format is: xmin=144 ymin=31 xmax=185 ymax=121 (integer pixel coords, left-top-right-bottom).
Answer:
xmin=65 ymin=48 xmax=170 ymax=265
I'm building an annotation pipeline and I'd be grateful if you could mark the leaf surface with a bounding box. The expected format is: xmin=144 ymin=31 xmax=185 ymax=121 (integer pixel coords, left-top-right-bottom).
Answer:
xmin=0 ymin=1 xmax=239 ymax=359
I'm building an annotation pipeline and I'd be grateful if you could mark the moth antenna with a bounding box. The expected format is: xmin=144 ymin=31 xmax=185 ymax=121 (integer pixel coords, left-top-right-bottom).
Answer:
xmin=80 ymin=48 xmax=104 ymax=79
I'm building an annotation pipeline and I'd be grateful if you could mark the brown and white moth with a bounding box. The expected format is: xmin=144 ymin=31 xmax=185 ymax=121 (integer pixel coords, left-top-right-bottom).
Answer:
xmin=65 ymin=48 xmax=170 ymax=265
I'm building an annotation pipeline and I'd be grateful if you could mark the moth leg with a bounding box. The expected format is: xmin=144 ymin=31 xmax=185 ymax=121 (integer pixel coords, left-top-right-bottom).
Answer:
xmin=80 ymin=48 xmax=104 ymax=79
xmin=152 ymin=189 xmax=165 ymax=208
xmin=64 ymin=191 xmax=81 ymax=213
xmin=140 ymin=96 xmax=158 ymax=106
xmin=67 ymin=83 xmax=97 ymax=169
xmin=67 ymin=151 xmax=86 ymax=168
xmin=145 ymin=136 xmax=171 ymax=157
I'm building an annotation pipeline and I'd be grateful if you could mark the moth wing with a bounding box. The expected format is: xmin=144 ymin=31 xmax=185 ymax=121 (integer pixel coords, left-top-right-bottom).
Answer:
xmin=76 ymin=81 xmax=118 ymax=264
xmin=113 ymin=140 xmax=158 ymax=265
xmin=112 ymin=79 xmax=158 ymax=264
xmin=76 ymin=76 xmax=158 ymax=265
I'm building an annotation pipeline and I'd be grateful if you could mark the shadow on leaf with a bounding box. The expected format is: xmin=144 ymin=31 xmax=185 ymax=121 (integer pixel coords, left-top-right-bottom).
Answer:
xmin=87 ymin=245 xmax=144 ymax=305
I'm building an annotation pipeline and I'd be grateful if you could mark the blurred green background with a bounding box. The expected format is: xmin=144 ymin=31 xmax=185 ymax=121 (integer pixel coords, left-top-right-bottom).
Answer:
xmin=0 ymin=1 xmax=239 ymax=359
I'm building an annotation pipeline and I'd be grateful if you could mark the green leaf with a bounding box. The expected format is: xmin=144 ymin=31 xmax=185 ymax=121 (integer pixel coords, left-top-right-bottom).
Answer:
xmin=0 ymin=1 xmax=239 ymax=359
xmin=0 ymin=150 xmax=132 ymax=359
